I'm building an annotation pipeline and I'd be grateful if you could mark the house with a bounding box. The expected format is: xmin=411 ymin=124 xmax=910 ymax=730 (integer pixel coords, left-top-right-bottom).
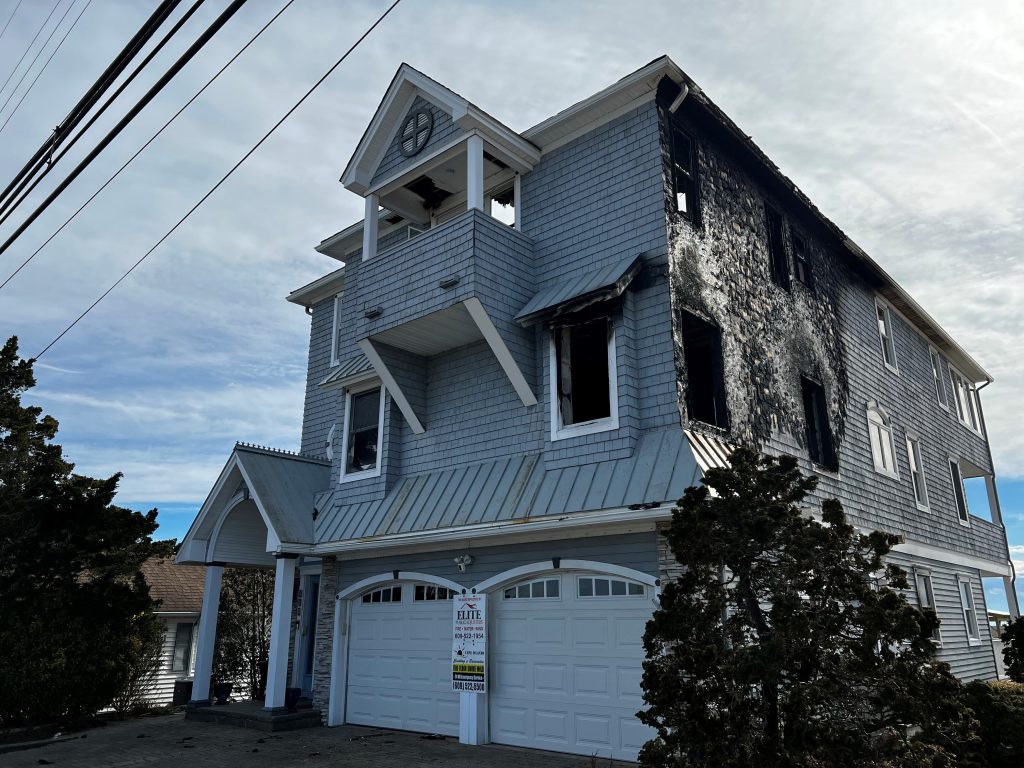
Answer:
xmin=175 ymin=57 xmax=1020 ymax=761
xmin=140 ymin=556 xmax=202 ymax=705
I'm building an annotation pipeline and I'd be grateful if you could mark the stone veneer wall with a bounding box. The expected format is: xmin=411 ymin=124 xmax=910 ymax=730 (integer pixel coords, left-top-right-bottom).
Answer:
xmin=311 ymin=557 xmax=337 ymax=719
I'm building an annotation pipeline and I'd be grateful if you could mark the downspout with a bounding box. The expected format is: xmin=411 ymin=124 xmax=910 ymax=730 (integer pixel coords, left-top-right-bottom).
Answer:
xmin=975 ymin=378 xmax=1020 ymax=618
xmin=669 ymin=83 xmax=689 ymax=114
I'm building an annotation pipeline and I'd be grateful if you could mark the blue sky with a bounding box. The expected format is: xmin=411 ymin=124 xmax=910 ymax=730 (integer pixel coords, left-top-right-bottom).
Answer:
xmin=2 ymin=1 xmax=1022 ymax=610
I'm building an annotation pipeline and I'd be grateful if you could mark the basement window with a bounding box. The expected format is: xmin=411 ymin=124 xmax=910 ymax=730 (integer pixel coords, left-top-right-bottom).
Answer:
xmin=671 ymin=123 xmax=700 ymax=225
xmin=801 ymin=377 xmax=837 ymax=471
xmin=551 ymin=316 xmax=618 ymax=440
xmin=765 ymin=205 xmax=790 ymax=290
xmin=866 ymin=404 xmax=899 ymax=478
xmin=341 ymin=383 xmax=384 ymax=481
xmin=679 ymin=310 xmax=728 ymax=429
xmin=876 ymin=300 xmax=898 ymax=373
xmin=791 ymin=231 xmax=813 ymax=289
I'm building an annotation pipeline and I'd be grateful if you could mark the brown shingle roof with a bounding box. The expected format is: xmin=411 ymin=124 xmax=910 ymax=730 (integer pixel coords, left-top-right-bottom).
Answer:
xmin=141 ymin=557 xmax=204 ymax=614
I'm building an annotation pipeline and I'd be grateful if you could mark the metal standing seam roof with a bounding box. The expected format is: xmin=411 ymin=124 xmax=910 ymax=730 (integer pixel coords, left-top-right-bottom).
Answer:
xmin=684 ymin=429 xmax=734 ymax=473
xmin=318 ymin=427 xmax=702 ymax=543
xmin=319 ymin=354 xmax=374 ymax=387
xmin=514 ymin=253 xmax=643 ymax=326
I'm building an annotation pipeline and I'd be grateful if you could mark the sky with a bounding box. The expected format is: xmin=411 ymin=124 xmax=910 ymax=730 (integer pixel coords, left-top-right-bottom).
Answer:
xmin=0 ymin=0 xmax=1021 ymax=609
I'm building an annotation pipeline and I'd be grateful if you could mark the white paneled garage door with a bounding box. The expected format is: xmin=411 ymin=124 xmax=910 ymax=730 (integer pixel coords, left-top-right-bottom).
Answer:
xmin=490 ymin=573 xmax=655 ymax=762
xmin=346 ymin=583 xmax=459 ymax=736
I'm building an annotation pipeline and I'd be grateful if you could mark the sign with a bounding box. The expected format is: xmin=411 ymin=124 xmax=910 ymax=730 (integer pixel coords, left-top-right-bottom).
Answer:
xmin=452 ymin=593 xmax=486 ymax=692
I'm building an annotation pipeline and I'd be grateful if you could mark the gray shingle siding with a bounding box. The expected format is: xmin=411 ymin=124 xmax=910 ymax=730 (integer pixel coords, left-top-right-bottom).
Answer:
xmin=370 ymin=95 xmax=464 ymax=188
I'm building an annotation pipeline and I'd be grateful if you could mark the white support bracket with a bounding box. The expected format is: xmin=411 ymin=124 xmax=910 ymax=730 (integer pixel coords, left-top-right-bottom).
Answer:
xmin=464 ymin=297 xmax=537 ymax=407
xmin=358 ymin=338 xmax=426 ymax=434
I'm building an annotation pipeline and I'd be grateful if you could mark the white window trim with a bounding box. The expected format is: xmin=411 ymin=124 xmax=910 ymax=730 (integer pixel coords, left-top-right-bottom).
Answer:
xmin=875 ymin=299 xmax=899 ymax=374
xmin=957 ymin=575 xmax=982 ymax=646
xmin=338 ymin=380 xmax=385 ymax=484
xmin=866 ymin=403 xmax=899 ymax=479
xmin=948 ymin=458 xmax=971 ymax=528
xmin=913 ymin=568 xmax=942 ymax=647
xmin=905 ymin=434 xmax=929 ymax=511
xmin=948 ymin=364 xmax=983 ymax=436
xmin=929 ymin=347 xmax=949 ymax=411
xmin=549 ymin=322 xmax=620 ymax=442
xmin=329 ymin=294 xmax=343 ymax=368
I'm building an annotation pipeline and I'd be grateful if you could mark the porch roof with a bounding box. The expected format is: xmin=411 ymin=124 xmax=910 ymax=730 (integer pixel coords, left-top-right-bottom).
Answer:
xmin=514 ymin=253 xmax=642 ymax=326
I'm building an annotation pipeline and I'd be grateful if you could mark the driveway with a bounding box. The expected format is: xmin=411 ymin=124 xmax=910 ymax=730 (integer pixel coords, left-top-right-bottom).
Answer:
xmin=2 ymin=714 xmax=626 ymax=767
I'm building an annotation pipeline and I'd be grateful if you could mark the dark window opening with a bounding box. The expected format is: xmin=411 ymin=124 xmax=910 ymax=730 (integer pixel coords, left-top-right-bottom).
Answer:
xmin=556 ymin=317 xmax=612 ymax=426
xmin=671 ymin=124 xmax=700 ymax=225
xmin=679 ymin=311 xmax=729 ymax=429
xmin=792 ymin=231 xmax=813 ymax=289
xmin=801 ymin=377 xmax=837 ymax=470
xmin=949 ymin=461 xmax=969 ymax=523
xmin=171 ymin=622 xmax=193 ymax=674
xmin=765 ymin=205 xmax=790 ymax=290
xmin=346 ymin=388 xmax=380 ymax=474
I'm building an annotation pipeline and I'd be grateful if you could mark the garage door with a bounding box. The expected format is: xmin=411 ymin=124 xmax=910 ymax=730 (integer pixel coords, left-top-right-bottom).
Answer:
xmin=490 ymin=573 xmax=655 ymax=762
xmin=346 ymin=582 xmax=459 ymax=736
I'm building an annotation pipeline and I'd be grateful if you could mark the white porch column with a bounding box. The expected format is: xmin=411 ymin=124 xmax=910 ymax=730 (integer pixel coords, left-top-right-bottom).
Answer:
xmin=362 ymin=194 xmax=379 ymax=261
xmin=466 ymin=135 xmax=484 ymax=211
xmin=188 ymin=562 xmax=224 ymax=706
xmin=512 ymin=172 xmax=522 ymax=230
xmin=264 ymin=554 xmax=298 ymax=710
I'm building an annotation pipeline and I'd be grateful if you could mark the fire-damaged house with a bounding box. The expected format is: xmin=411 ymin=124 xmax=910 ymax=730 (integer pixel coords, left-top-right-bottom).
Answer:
xmin=175 ymin=57 xmax=1018 ymax=761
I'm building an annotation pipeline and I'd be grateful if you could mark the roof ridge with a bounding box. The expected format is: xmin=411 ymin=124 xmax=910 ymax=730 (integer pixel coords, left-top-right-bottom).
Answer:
xmin=234 ymin=441 xmax=329 ymax=465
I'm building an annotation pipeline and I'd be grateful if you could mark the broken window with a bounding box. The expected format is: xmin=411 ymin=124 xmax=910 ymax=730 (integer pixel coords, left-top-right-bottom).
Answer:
xmin=876 ymin=301 xmax=898 ymax=372
xmin=949 ymin=460 xmax=969 ymax=525
xmin=801 ymin=377 xmax=837 ymax=470
xmin=866 ymin=404 xmax=898 ymax=478
xmin=765 ymin=205 xmax=790 ymax=290
xmin=679 ymin=310 xmax=728 ymax=429
xmin=344 ymin=385 xmax=382 ymax=477
xmin=553 ymin=317 xmax=615 ymax=433
xmin=791 ymin=231 xmax=813 ymax=289
xmin=671 ymin=123 xmax=700 ymax=225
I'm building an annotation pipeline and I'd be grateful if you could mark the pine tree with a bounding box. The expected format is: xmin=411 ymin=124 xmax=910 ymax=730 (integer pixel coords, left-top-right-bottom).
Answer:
xmin=0 ymin=337 xmax=173 ymax=725
xmin=639 ymin=447 xmax=978 ymax=767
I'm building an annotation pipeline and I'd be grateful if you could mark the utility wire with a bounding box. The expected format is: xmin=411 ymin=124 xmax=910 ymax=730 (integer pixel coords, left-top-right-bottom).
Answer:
xmin=0 ymin=0 xmax=25 ymax=46
xmin=0 ymin=0 xmax=93 ymax=138
xmin=33 ymin=0 xmax=405 ymax=360
xmin=0 ymin=0 xmax=180 ymax=219
xmin=0 ymin=0 xmax=77 ymax=119
xmin=0 ymin=0 xmax=61 ymax=98
xmin=0 ymin=0 xmax=203 ymax=222
xmin=1 ymin=0 xmax=295 ymax=292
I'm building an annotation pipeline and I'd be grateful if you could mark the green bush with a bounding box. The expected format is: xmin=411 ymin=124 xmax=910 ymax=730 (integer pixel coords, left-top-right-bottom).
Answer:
xmin=1002 ymin=617 xmax=1024 ymax=683
xmin=960 ymin=680 xmax=1024 ymax=768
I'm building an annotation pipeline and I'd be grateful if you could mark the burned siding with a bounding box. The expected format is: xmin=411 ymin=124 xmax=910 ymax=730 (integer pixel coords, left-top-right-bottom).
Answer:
xmin=661 ymin=101 xmax=849 ymax=450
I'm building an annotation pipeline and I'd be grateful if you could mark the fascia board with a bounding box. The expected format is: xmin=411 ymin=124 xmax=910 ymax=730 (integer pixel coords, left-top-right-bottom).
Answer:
xmin=286 ymin=268 xmax=345 ymax=308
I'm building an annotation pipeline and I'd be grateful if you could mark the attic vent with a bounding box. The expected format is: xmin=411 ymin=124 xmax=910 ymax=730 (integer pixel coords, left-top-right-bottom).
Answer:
xmin=399 ymin=109 xmax=433 ymax=157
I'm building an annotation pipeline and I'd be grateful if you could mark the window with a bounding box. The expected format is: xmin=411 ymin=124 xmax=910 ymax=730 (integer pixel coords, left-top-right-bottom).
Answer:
xmin=801 ymin=377 xmax=837 ymax=471
xmin=906 ymin=436 xmax=928 ymax=508
xmin=949 ymin=460 xmax=969 ymax=525
xmin=414 ymin=585 xmax=455 ymax=601
xmin=791 ymin=231 xmax=813 ymax=289
xmin=866 ymin=404 xmax=898 ymax=478
xmin=949 ymin=367 xmax=981 ymax=433
xmin=551 ymin=316 xmax=618 ymax=439
xmin=503 ymin=578 xmax=560 ymax=600
xmin=914 ymin=570 xmax=941 ymax=645
xmin=958 ymin=577 xmax=981 ymax=643
xmin=577 ymin=576 xmax=646 ymax=598
xmin=171 ymin=622 xmax=193 ymax=674
xmin=930 ymin=349 xmax=948 ymax=409
xmin=341 ymin=384 xmax=383 ymax=480
xmin=670 ymin=123 xmax=699 ymax=224
xmin=875 ymin=301 xmax=898 ymax=372
xmin=361 ymin=585 xmax=402 ymax=604
xmin=765 ymin=205 xmax=790 ymax=290
xmin=329 ymin=294 xmax=343 ymax=368
xmin=679 ymin=310 xmax=728 ymax=429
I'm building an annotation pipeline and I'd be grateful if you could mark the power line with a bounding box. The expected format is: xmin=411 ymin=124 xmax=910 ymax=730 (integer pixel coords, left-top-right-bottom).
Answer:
xmin=0 ymin=0 xmax=25 ymax=46
xmin=0 ymin=0 xmax=233 ymax=249
xmin=1 ymin=0 xmax=295 ymax=292
xmin=0 ymin=0 xmax=77 ymax=119
xmin=0 ymin=0 xmax=201 ymax=223
xmin=0 ymin=0 xmax=93 ymax=138
xmin=0 ymin=0 xmax=61 ymax=98
xmin=33 ymin=0 xmax=406 ymax=360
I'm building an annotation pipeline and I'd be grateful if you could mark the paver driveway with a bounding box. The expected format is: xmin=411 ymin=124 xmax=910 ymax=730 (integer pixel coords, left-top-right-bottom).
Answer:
xmin=1 ymin=714 xmax=631 ymax=767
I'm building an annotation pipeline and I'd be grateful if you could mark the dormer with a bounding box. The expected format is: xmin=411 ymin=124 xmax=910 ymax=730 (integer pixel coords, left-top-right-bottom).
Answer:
xmin=340 ymin=64 xmax=540 ymax=261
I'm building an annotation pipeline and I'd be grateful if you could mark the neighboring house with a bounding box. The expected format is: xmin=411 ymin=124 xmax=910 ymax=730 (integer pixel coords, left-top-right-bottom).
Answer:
xmin=140 ymin=557 xmax=202 ymax=705
xmin=176 ymin=57 xmax=1020 ymax=761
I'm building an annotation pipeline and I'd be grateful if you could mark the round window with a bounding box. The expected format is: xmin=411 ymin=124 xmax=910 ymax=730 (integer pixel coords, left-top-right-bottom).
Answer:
xmin=399 ymin=108 xmax=433 ymax=157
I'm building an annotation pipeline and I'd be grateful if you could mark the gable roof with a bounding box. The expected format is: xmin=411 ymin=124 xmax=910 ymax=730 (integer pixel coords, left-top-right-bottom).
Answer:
xmin=141 ymin=556 xmax=204 ymax=614
xmin=340 ymin=63 xmax=540 ymax=195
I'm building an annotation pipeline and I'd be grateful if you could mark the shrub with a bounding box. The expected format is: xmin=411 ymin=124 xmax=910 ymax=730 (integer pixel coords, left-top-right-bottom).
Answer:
xmin=960 ymin=680 xmax=1024 ymax=768
xmin=1001 ymin=616 xmax=1024 ymax=683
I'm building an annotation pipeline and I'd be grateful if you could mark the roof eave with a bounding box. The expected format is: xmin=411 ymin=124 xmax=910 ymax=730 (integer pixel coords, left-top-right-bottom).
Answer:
xmin=286 ymin=267 xmax=345 ymax=308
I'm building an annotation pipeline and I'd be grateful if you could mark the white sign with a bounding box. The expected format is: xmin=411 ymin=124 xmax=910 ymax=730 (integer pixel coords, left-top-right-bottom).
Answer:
xmin=452 ymin=593 xmax=486 ymax=692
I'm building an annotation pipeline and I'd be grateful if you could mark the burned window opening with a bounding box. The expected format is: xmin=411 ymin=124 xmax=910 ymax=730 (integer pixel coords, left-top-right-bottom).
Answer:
xmin=671 ymin=122 xmax=700 ymax=226
xmin=555 ymin=316 xmax=612 ymax=427
xmin=792 ymin=230 xmax=813 ymax=289
xmin=801 ymin=376 xmax=837 ymax=471
xmin=679 ymin=310 xmax=729 ymax=429
xmin=765 ymin=204 xmax=790 ymax=290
